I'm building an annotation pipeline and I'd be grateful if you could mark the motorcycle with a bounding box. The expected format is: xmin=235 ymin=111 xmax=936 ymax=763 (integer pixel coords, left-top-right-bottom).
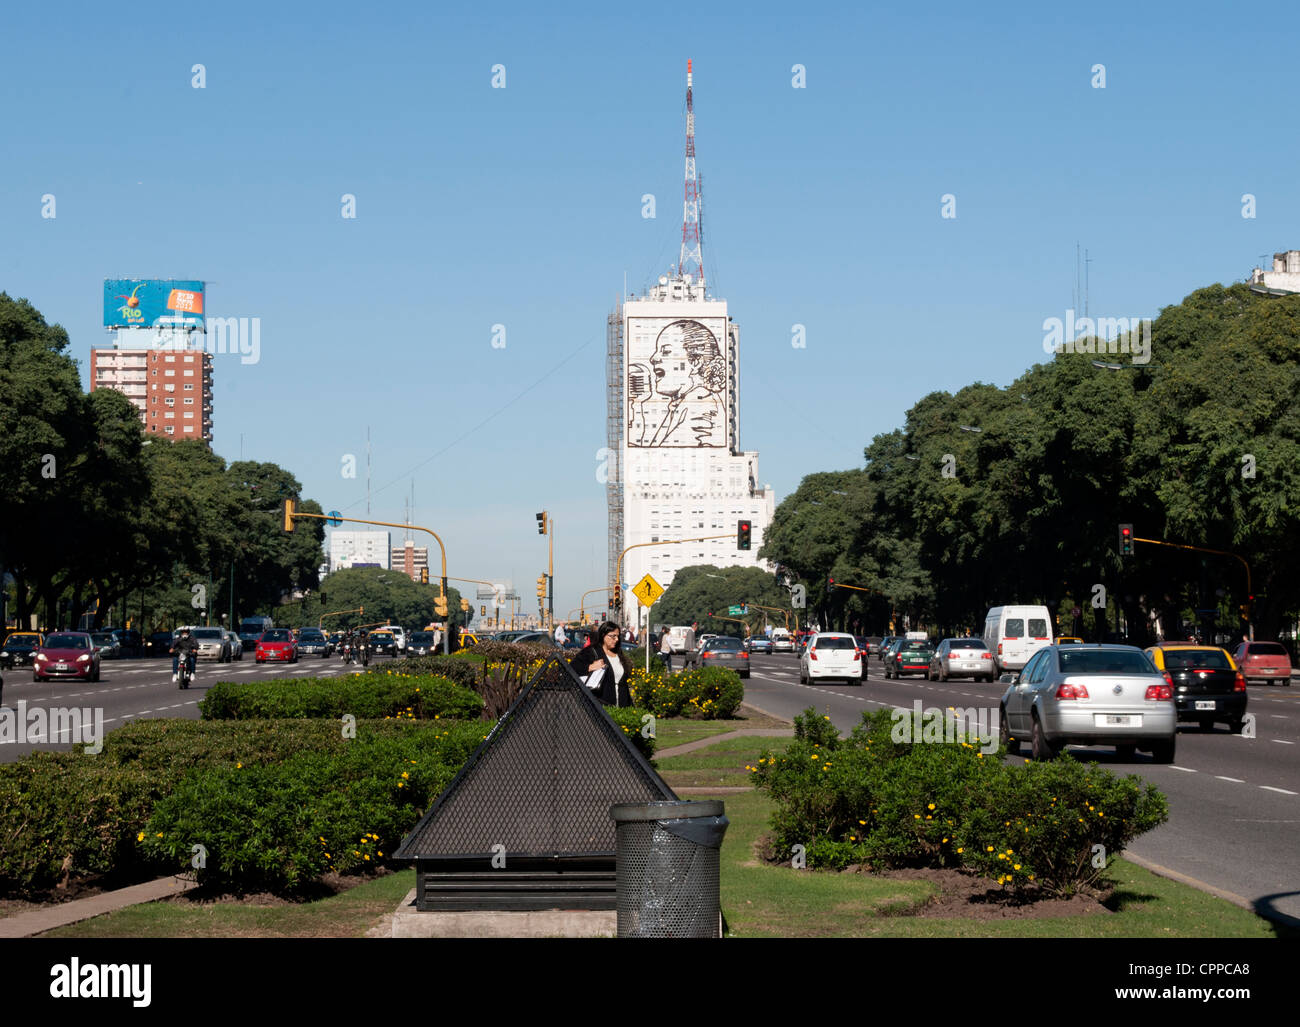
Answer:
xmin=175 ymin=652 xmax=195 ymax=690
xmin=342 ymin=641 xmax=354 ymax=665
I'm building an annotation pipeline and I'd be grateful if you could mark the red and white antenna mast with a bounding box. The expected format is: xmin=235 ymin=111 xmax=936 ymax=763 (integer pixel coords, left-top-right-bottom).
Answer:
xmin=679 ymin=59 xmax=704 ymax=286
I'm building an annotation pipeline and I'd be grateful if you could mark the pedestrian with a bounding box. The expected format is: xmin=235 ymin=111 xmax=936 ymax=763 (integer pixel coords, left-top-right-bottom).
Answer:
xmin=568 ymin=620 xmax=633 ymax=707
xmin=554 ymin=621 xmax=567 ymax=647
xmin=658 ymin=630 xmax=673 ymax=674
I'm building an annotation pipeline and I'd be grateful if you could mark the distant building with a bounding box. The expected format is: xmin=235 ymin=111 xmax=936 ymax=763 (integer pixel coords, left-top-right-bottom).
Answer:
xmin=391 ymin=542 xmax=429 ymax=582
xmin=90 ymin=346 xmax=213 ymax=442
xmin=1250 ymin=250 xmax=1300 ymax=295
xmin=328 ymin=530 xmax=391 ymax=572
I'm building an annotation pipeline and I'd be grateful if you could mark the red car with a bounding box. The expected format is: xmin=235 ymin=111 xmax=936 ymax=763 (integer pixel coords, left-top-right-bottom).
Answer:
xmin=255 ymin=628 xmax=298 ymax=663
xmin=1232 ymin=641 xmax=1292 ymax=686
xmin=33 ymin=631 xmax=101 ymax=682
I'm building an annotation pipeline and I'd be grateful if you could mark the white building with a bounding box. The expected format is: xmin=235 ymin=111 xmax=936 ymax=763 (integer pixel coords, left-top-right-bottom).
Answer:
xmin=328 ymin=530 xmax=391 ymax=572
xmin=1250 ymin=250 xmax=1300 ymax=294
xmin=606 ymin=272 xmax=776 ymax=597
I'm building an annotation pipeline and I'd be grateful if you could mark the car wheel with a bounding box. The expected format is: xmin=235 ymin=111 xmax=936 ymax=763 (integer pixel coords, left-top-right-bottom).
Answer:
xmin=1149 ymin=737 xmax=1176 ymax=764
xmin=741 ymin=671 xmax=750 ymax=679
xmin=1000 ymin=709 xmax=1018 ymax=755
xmin=939 ymin=666 xmax=949 ymax=682
xmin=1030 ymin=714 xmax=1057 ymax=761
xmin=33 ymin=673 xmax=42 ymax=682
xmin=1198 ymin=717 xmax=1215 ymax=732
xmin=1228 ymin=715 xmax=1245 ymax=734
xmin=1115 ymin=743 xmax=1137 ymax=760
xmin=923 ymin=668 xmax=931 ymax=681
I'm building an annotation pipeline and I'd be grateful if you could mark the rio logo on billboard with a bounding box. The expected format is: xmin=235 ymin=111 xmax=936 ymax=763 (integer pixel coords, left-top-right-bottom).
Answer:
xmin=103 ymin=279 xmax=205 ymax=329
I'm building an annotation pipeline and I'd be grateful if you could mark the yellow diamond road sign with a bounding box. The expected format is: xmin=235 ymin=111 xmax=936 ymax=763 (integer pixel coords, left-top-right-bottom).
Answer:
xmin=632 ymin=573 xmax=664 ymax=608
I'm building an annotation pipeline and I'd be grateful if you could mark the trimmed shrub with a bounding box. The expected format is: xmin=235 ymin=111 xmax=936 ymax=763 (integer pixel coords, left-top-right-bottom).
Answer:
xmin=0 ymin=718 xmax=487 ymax=897
xmin=751 ymin=708 xmax=1169 ymax=896
xmin=199 ymin=673 xmax=483 ymax=721
xmin=627 ymin=665 xmax=744 ymax=719
xmin=605 ymin=705 xmax=657 ymax=762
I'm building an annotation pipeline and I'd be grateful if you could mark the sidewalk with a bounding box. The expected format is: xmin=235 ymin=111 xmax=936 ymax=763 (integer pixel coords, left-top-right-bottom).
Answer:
xmin=0 ymin=876 xmax=196 ymax=938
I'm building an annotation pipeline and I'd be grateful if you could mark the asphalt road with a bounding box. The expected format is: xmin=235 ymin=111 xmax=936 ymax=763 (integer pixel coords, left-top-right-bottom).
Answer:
xmin=740 ymin=652 xmax=1300 ymax=926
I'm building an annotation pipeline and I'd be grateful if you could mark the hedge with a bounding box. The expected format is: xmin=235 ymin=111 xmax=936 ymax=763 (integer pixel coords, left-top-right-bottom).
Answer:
xmin=199 ymin=672 xmax=483 ymax=721
xmin=751 ymin=707 xmax=1169 ymax=896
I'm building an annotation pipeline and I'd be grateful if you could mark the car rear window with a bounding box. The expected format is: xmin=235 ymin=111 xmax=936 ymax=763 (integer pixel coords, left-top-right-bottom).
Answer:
xmin=263 ymin=630 xmax=291 ymax=641
xmin=815 ymin=637 xmax=857 ymax=650
xmin=1247 ymin=643 xmax=1287 ymax=656
xmin=950 ymin=639 xmax=987 ymax=650
xmin=707 ymin=638 xmax=743 ymax=650
xmin=1005 ymin=619 xmax=1024 ymax=638
xmin=1057 ymin=649 xmax=1154 ymax=675
xmin=1163 ymin=649 xmax=1232 ymax=671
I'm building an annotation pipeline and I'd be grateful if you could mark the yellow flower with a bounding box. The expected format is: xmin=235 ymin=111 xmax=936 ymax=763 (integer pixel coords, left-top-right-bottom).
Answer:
xmin=956 ymin=847 xmax=963 ymax=854
xmin=236 ymin=761 xmax=243 ymax=768
xmin=156 ymin=832 xmax=163 ymax=837
xmin=1013 ymin=864 xmax=1021 ymax=870
xmin=137 ymin=831 xmax=144 ymax=842
xmin=402 ymin=771 xmax=410 ymax=779
xmin=986 ymin=845 xmax=994 ymax=851
xmin=927 ymin=803 xmax=935 ymax=810
xmin=364 ymin=854 xmax=370 ymax=861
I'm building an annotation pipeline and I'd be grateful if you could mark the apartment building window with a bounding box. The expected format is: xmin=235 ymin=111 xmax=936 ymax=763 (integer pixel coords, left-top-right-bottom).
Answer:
xmin=164 ymin=426 xmax=175 ymax=435
xmin=184 ymin=412 xmax=193 ymax=419
xmin=183 ymin=384 xmax=193 ymax=391
xmin=165 ymin=384 xmax=175 ymax=392
xmin=164 ymin=355 xmax=175 ymax=362
xmin=164 ymin=412 xmax=174 ymax=419
xmin=164 ymin=370 xmax=174 ymax=377
xmin=165 ymin=398 xmax=174 ymax=407
xmin=183 ymin=398 xmax=194 ymax=405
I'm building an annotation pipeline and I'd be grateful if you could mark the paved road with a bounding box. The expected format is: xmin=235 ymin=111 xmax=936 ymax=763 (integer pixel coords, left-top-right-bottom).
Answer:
xmin=0 ymin=652 xmax=367 ymax=762
xmin=741 ymin=652 xmax=1300 ymax=926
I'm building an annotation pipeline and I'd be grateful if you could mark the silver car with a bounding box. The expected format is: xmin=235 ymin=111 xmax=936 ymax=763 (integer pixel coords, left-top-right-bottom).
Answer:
xmin=999 ymin=644 xmax=1176 ymax=762
xmin=929 ymin=638 xmax=996 ymax=682
xmin=186 ymin=626 xmax=232 ymax=662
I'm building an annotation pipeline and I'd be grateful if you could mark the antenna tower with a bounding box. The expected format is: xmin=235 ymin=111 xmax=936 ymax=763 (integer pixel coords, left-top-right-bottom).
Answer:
xmin=679 ymin=59 xmax=704 ymax=285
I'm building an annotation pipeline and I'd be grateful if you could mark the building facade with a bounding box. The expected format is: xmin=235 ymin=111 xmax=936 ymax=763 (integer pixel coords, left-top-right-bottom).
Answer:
xmin=328 ymin=530 xmax=391 ymax=572
xmin=90 ymin=346 xmax=213 ymax=442
xmin=606 ymin=272 xmax=775 ymax=596
xmin=1250 ymin=250 xmax=1300 ymax=294
xmin=391 ymin=542 xmax=429 ymax=582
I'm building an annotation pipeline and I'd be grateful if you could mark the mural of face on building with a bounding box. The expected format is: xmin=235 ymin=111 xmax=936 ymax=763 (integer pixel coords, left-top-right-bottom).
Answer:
xmin=628 ymin=319 xmax=726 ymax=447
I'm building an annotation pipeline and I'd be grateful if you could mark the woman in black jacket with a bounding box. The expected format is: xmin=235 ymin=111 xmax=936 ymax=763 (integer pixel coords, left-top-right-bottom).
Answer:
xmin=568 ymin=620 xmax=633 ymax=707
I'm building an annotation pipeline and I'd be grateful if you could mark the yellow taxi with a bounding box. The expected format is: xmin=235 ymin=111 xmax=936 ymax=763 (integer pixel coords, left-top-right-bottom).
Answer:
xmin=1054 ymin=636 xmax=1084 ymax=645
xmin=1145 ymin=644 xmax=1248 ymax=732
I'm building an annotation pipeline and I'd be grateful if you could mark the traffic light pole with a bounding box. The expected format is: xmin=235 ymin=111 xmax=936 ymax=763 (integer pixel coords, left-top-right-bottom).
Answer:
xmin=615 ymin=533 xmax=735 ymax=628
xmin=548 ymin=516 xmax=554 ymax=633
xmin=284 ymin=508 xmax=451 ymax=653
xmin=1131 ymin=536 xmax=1254 ymax=641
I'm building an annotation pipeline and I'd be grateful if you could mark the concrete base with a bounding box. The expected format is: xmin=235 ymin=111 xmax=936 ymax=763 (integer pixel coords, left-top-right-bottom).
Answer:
xmin=375 ymin=889 xmax=617 ymax=938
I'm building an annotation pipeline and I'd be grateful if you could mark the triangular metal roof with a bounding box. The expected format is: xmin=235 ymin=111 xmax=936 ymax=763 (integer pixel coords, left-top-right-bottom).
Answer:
xmin=394 ymin=654 xmax=676 ymax=861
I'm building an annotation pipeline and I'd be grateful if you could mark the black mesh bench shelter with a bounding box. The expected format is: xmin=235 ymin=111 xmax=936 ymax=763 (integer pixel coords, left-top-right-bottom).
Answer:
xmin=393 ymin=654 xmax=677 ymax=911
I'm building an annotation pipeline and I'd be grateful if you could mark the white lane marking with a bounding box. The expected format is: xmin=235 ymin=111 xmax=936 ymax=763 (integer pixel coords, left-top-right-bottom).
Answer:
xmin=1270 ymin=739 xmax=1295 ymax=745
xmin=1259 ymin=786 xmax=1298 ymax=796
xmin=1169 ymin=766 xmax=1198 ymax=773
xmin=1215 ymin=776 xmax=1245 ymax=783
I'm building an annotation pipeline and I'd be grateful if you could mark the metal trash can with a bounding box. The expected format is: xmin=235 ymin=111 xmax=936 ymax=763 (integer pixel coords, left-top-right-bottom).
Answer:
xmin=610 ymin=800 xmax=729 ymax=937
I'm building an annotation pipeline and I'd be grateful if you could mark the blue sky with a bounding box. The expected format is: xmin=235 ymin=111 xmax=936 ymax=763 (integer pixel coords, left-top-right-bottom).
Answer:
xmin=3 ymin=1 xmax=1296 ymax=613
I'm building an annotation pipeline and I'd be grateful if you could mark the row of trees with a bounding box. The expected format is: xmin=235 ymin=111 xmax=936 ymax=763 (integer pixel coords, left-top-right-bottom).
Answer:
xmin=276 ymin=567 xmax=471 ymax=632
xmin=757 ymin=282 xmax=1300 ymax=645
xmin=0 ymin=293 xmax=326 ymax=631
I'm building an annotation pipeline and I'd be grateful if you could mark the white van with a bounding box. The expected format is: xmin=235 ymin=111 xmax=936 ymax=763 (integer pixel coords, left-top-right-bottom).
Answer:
xmin=770 ymin=628 xmax=793 ymax=653
xmin=983 ymin=606 xmax=1054 ymax=674
xmin=667 ymin=626 xmax=696 ymax=654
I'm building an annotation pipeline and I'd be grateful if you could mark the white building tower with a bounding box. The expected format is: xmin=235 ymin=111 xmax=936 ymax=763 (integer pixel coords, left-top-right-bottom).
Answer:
xmin=606 ymin=61 xmax=775 ymax=606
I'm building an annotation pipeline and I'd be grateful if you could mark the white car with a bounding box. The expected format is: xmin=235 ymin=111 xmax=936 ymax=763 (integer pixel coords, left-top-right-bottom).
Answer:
xmin=182 ymin=625 xmax=232 ymax=662
xmin=380 ymin=626 xmax=407 ymax=653
xmin=799 ymin=632 xmax=862 ymax=685
xmin=771 ymin=629 xmax=793 ymax=653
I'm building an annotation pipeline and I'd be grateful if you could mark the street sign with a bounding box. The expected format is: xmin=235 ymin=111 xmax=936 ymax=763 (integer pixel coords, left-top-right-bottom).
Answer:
xmin=631 ymin=573 xmax=664 ymax=608
xmin=728 ymin=605 xmax=745 ymax=616
xmin=326 ymin=510 xmax=343 ymax=527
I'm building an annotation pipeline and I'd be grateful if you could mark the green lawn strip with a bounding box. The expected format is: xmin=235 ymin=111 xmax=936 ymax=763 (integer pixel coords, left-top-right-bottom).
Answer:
xmin=704 ymin=789 xmax=1285 ymax=938
xmin=652 ymin=720 xmax=739 ymax=749
xmin=658 ymin=736 xmax=794 ymax=789
xmin=39 ymin=871 xmax=416 ymax=939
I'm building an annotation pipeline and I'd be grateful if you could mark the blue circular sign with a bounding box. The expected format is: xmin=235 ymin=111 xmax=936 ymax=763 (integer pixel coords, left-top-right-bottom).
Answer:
xmin=326 ymin=510 xmax=343 ymax=526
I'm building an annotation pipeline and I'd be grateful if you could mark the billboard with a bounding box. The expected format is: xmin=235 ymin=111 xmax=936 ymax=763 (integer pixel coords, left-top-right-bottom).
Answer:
xmin=103 ymin=279 xmax=205 ymax=329
xmin=626 ymin=316 xmax=729 ymax=447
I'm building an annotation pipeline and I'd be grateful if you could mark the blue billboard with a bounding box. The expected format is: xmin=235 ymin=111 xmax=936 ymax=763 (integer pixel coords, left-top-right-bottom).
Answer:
xmin=103 ymin=279 xmax=205 ymax=329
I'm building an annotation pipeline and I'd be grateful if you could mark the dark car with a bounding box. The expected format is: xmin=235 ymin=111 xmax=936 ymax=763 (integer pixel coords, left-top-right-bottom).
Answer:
xmin=1147 ymin=644 xmax=1249 ymax=732
xmin=34 ymin=632 xmax=101 ymax=682
xmin=296 ymin=628 xmax=332 ymax=658
xmin=111 ymin=628 xmax=143 ymax=657
xmin=145 ymin=631 xmax=174 ymax=658
xmin=408 ymin=631 xmax=438 ymax=656
xmin=367 ymin=631 xmax=399 ymax=658
xmin=510 ymin=633 xmax=557 ymax=646
xmin=878 ymin=637 xmax=897 ymax=661
xmin=1 ymin=632 xmax=44 ymax=669
xmin=885 ymin=641 xmax=935 ymax=679
xmin=90 ymin=632 xmax=121 ymax=660
xmin=689 ymin=635 xmax=750 ymax=678
xmin=852 ymin=637 xmax=873 ymax=678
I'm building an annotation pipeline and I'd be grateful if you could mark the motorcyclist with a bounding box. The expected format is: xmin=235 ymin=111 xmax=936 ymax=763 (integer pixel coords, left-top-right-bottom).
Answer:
xmin=358 ymin=629 xmax=369 ymax=666
xmin=171 ymin=628 xmax=198 ymax=683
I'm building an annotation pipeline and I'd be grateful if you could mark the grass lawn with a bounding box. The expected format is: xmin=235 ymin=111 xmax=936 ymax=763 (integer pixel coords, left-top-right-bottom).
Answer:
xmin=653 ymin=706 xmax=791 ymax=751
xmin=658 ymin=735 xmax=794 ymax=788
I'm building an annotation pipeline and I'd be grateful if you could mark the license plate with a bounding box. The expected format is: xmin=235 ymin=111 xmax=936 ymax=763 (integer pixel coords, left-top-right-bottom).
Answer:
xmin=1097 ymin=714 xmax=1138 ymax=726
xmin=1194 ymin=700 xmax=1216 ymax=711
xmin=961 ymin=662 xmax=982 ymax=670
xmin=1263 ymin=668 xmax=1277 ymax=674
xmin=55 ymin=663 xmax=68 ymax=670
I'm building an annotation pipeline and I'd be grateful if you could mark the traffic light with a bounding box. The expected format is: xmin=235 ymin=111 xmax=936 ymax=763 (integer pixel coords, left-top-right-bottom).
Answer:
xmin=612 ymin=584 xmax=621 ymax=610
xmin=536 ymin=511 xmax=548 ymax=535
xmin=737 ymin=519 xmax=751 ymax=550
xmin=420 ymin=567 xmax=429 ymax=585
xmin=460 ymin=598 xmax=469 ymax=613
xmin=480 ymin=605 xmax=486 ymax=617
xmin=828 ymin=576 xmax=835 ymax=589
xmin=434 ymin=593 xmax=448 ymax=617
xmin=1118 ymin=523 xmax=1134 ymax=556
xmin=282 ymin=498 xmax=296 ymax=532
